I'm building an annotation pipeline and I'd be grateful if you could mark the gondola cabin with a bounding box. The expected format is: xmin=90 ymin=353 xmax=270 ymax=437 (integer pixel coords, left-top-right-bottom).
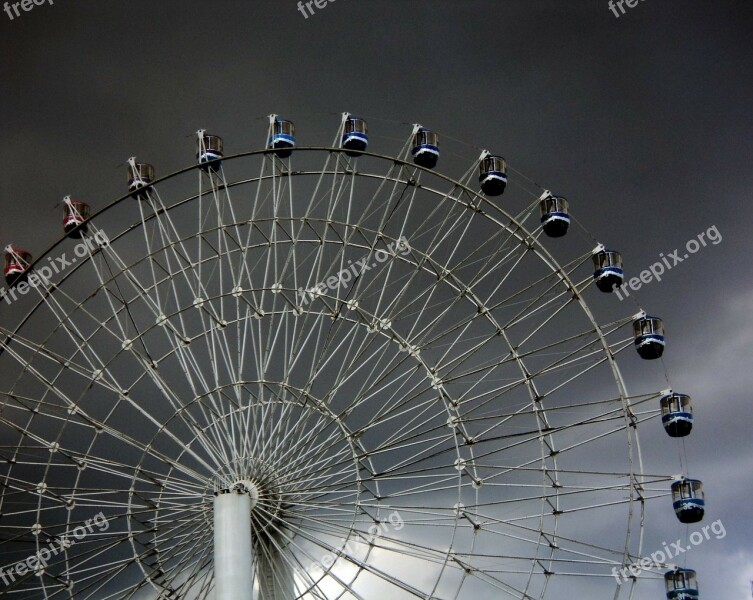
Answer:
xmin=269 ymin=118 xmax=296 ymax=158
xmin=127 ymin=159 xmax=155 ymax=200
xmin=660 ymin=392 xmax=693 ymax=437
xmin=478 ymin=155 xmax=507 ymax=196
xmin=592 ymin=248 xmax=624 ymax=293
xmin=671 ymin=478 xmax=705 ymax=524
xmin=63 ymin=197 xmax=91 ymax=238
xmin=540 ymin=195 xmax=570 ymax=237
xmin=412 ymin=128 xmax=439 ymax=169
xmin=664 ymin=568 xmax=699 ymax=600
xmin=342 ymin=116 xmax=368 ymax=156
xmin=4 ymin=246 xmax=32 ymax=287
xmin=633 ymin=314 xmax=665 ymax=359
xmin=197 ymin=131 xmax=224 ymax=171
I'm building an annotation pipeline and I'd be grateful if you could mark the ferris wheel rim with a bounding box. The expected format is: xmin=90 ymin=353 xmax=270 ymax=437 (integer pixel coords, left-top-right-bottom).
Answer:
xmin=0 ymin=136 xmax=656 ymax=599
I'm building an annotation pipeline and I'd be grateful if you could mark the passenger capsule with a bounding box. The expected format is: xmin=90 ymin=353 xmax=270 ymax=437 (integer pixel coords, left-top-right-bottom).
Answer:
xmin=269 ymin=118 xmax=296 ymax=158
xmin=197 ymin=130 xmax=224 ymax=171
xmin=4 ymin=246 xmax=32 ymax=287
xmin=478 ymin=155 xmax=507 ymax=196
xmin=127 ymin=158 xmax=155 ymax=200
xmin=633 ymin=314 xmax=665 ymax=359
xmin=664 ymin=568 xmax=699 ymax=600
xmin=592 ymin=248 xmax=624 ymax=293
xmin=63 ymin=197 xmax=91 ymax=238
xmin=671 ymin=478 xmax=705 ymax=524
xmin=540 ymin=195 xmax=570 ymax=237
xmin=661 ymin=392 xmax=693 ymax=438
xmin=412 ymin=128 xmax=439 ymax=169
xmin=342 ymin=116 xmax=368 ymax=156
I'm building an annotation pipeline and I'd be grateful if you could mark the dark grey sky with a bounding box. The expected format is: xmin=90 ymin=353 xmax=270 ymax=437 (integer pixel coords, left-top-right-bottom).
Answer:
xmin=1 ymin=1 xmax=751 ymax=597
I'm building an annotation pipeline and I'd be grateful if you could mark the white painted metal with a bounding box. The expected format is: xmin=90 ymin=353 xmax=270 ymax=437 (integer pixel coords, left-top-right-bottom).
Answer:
xmin=257 ymin=542 xmax=296 ymax=600
xmin=0 ymin=120 xmax=676 ymax=599
xmin=214 ymin=491 xmax=254 ymax=600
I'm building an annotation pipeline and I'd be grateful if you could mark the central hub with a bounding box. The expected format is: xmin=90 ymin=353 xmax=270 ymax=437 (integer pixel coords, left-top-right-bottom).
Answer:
xmin=212 ymin=457 xmax=288 ymax=535
xmin=217 ymin=479 xmax=259 ymax=510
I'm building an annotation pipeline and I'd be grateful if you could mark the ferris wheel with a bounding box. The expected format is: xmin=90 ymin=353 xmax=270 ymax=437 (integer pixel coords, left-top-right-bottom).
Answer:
xmin=0 ymin=114 xmax=704 ymax=600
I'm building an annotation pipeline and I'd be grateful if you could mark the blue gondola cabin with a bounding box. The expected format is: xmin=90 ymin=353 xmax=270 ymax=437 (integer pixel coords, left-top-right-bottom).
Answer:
xmin=342 ymin=116 xmax=368 ymax=156
xmin=592 ymin=248 xmax=624 ymax=293
xmin=412 ymin=128 xmax=439 ymax=169
xmin=269 ymin=118 xmax=296 ymax=158
xmin=660 ymin=392 xmax=693 ymax=438
xmin=479 ymin=155 xmax=507 ymax=196
xmin=665 ymin=568 xmax=699 ymax=600
xmin=633 ymin=314 xmax=665 ymax=359
xmin=671 ymin=478 xmax=705 ymax=524
xmin=540 ymin=195 xmax=570 ymax=237
xmin=197 ymin=130 xmax=224 ymax=171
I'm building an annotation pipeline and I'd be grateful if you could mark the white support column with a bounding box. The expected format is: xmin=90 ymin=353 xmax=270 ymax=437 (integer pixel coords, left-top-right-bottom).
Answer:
xmin=214 ymin=487 xmax=255 ymax=600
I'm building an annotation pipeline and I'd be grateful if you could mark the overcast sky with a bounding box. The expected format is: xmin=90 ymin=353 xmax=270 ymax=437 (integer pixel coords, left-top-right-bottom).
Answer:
xmin=1 ymin=1 xmax=751 ymax=598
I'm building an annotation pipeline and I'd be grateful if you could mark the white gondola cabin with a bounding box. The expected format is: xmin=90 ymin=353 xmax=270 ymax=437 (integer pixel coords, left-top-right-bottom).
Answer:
xmin=63 ymin=197 xmax=91 ymax=238
xmin=197 ymin=130 xmax=224 ymax=171
xmin=127 ymin=158 xmax=155 ymax=199
xmin=4 ymin=246 xmax=32 ymax=287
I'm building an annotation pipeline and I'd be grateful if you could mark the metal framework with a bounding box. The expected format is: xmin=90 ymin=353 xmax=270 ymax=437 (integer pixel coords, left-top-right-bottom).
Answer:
xmin=0 ymin=117 xmax=675 ymax=599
